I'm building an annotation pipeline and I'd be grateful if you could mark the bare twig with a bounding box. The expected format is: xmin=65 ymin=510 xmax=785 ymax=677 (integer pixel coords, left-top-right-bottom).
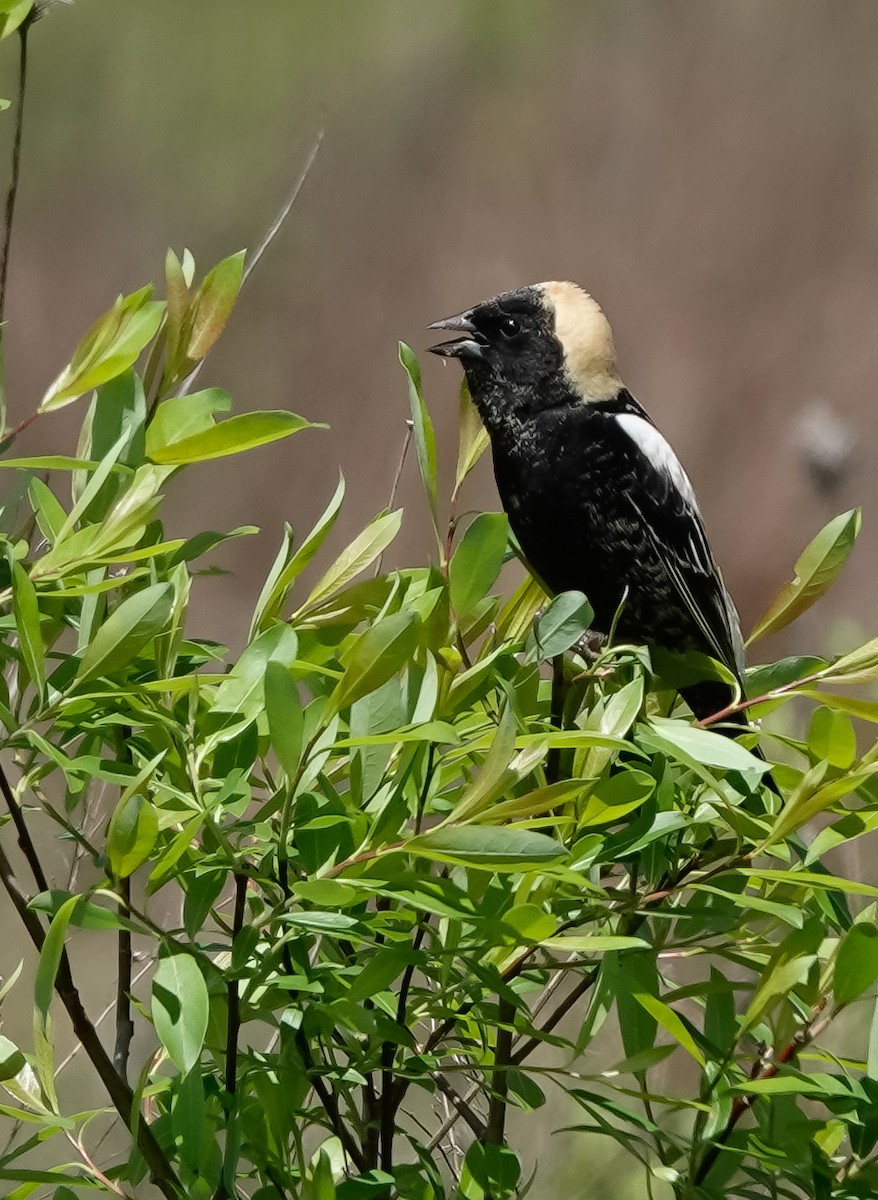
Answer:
xmin=433 ymin=1073 xmax=487 ymax=1140
xmin=178 ymin=131 xmax=323 ymax=398
xmin=0 ymin=19 xmax=30 ymax=327
xmin=375 ymin=421 xmax=413 ymax=576
xmin=224 ymin=872 xmax=248 ymax=1096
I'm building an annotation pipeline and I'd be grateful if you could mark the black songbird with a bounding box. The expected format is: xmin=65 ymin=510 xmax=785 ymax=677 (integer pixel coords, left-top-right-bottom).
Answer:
xmin=428 ymin=281 xmax=747 ymax=728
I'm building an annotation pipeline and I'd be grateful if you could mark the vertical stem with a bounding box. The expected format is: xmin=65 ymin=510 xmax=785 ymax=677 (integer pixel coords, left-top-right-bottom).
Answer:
xmin=545 ymin=654 xmax=566 ymax=785
xmin=484 ymin=997 xmax=514 ymax=1145
xmin=224 ymin=872 xmax=247 ymax=1096
xmin=113 ymin=875 xmax=133 ymax=1081
xmin=0 ymin=19 xmax=29 ymax=328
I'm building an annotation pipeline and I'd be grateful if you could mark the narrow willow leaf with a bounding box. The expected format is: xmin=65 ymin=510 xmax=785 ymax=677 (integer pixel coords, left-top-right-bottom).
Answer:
xmin=0 ymin=1036 xmax=24 ymax=1083
xmin=251 ymin=473 xmax=345 ymax=635
xmin=152 ymin=953 xmax=209 ymax=1075
xmin=406 ymin=825 xmax=566 ymax=869
xmin=644 ymin=716 xmax=768 ymax=774
xmin=803 ymin=690 xmax=878 ymax=723
xmin=633 ymin=993 xmax=705 ymax=1065
xmin=761 ymin=761 xmax=878 ymax=849
xmin=332 ymin=611 xmax=421 ymax=712
xmin=835 ymin=924 xmax=878 ymax=1006
xmin=533 ymin=591 xmax=594 ymax=660
xmin=265 ymin=661 xmax=304 ymax=778
xmin=12 ymin=561 xmax=45 ymax=701
xmin=541 ymin=935 xmax=650 ymax=953
xmin=449 ymin=512 xmax=508 ymax=617
xmin=454 ymin=376 xmax=490 ymax=492
xmin=41 ymin=295 xmax=165 ymax=411
xmin=186 ymin=250 xmax=245 ymax=360
xmin=76 ymin=582 xmax=173 ymax=682
xmin=741 ymin=923 xmax=821 ymax=1031
xmin=28 ymin=478 xmax=66 ymax=545
xmin=398 ymin=342 xmax=439 ymax=542
xmin=149 ymin=410 xmax=318 ymax=464
xmin=212 ymin=624 xmax=298 ymax=717
xmin=734 ymin=868 xmax=878 ymax=898
xmin=817 ymin=638 xmax=878 ymax=686
xmin=748 ymin=509 xmax=861 ymax=644
xmin=297 ymin=508 xmax=403 ymax=614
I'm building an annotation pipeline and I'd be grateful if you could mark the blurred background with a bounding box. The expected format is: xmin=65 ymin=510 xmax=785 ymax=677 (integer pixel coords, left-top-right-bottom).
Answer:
xmin=2 ymin=2 xmax=878 ymax=1195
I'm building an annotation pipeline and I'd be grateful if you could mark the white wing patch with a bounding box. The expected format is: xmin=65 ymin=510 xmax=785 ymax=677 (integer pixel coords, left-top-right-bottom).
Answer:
xmin=615 ymin=413 xmax=700 ymax=511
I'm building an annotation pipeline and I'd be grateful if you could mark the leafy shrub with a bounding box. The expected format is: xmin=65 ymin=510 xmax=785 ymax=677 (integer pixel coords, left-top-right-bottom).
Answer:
xmin=1 ymin=246 xmax=878 ymax=1200
xmin=5 ymin=12 xmax=878 ymax=1200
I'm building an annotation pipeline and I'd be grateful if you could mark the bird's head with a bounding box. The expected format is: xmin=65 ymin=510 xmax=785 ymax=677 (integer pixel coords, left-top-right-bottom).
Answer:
xmin=428 ymin=281 xmax=622 ymax=429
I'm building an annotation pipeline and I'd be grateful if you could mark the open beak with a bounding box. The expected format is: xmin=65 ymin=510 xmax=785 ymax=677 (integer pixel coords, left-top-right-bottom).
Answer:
xmin=427 ymin=312 xmax=487 ymax=361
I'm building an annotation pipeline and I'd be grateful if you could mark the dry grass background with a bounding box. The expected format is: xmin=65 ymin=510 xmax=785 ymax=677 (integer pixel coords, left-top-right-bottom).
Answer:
xmin=2 ymin=2 xmax=878 ymax=1195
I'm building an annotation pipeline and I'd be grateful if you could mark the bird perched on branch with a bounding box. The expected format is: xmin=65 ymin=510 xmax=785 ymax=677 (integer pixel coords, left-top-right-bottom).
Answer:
xmin=428 ymin=281 xmax=749 ymax=731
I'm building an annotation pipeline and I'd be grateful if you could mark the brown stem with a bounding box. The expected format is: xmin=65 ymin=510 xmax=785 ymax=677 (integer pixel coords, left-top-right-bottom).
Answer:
xmin=113 ymin=875 xmax=133 ymax=1082
xmin=693 ymin=999 xmax=833 ymax=1186
xmin=484 ymin=997 xmax=514 ymax=1145
xmin=0 ymin=19 xmax=29 ymax=327
xmin=545 ymin=654 xmax=566 ymax=786
xmin=0 ymin=836 xmax=182 ymax=1198
xmin=434 ymin=1074 xmax=487 ymax=1140
xmin=0 ymin=758 xmax=49 ymax=892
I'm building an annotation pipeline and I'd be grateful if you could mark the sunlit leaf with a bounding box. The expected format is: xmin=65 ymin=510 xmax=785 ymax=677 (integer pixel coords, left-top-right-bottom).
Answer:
xmin=748 ymin=509 xmax=861 ymax=643
xmin=151 ymin=953 xmax=209 ymax=1075
xmin=149 ymin=410 xmax=318 ymax=464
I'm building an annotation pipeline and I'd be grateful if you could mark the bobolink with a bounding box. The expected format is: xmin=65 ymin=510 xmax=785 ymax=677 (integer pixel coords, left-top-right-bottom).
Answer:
xmin=428 ymin=281 xmax=747 ymax=728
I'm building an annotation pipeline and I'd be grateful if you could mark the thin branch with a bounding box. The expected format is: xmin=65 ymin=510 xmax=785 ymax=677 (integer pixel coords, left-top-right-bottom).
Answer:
xmin=693 ymin=999 xmax=833 ymax=1186
xmin=375 ymin=421 xmax=413 ymax=576
xmin=224 ymin=872 xmax=248 ymax=1096
xmin=113 ymin=875 xmax=133 ymax=1082
xmin=0 ymin=832 xmax=182 ymax=1198
xmin=0 ymin=19 xmax=30 ymax=326
xmin=0 ymin=758 xmax=49 ymax=892
xmin=380 ymin=916 xmax=430 ymax=1173
xmin=433 ymin=1074 xmax=487 ymax=1140
xmin=510 ymin=968 xmax=598 ymax=1065
xmin=484 ymin=997 xmax=514 ymax=1145
xmin=178 ymin=130 xmax=323 ymax=398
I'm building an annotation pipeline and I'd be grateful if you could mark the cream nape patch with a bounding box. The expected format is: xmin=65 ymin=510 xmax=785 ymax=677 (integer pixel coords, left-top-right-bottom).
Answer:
xmin=539 ymin=281 xmax=622 ymax=403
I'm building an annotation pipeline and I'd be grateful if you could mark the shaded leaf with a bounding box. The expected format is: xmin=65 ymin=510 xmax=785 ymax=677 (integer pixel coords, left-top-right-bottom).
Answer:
xmin=449 ymin=512 xmax=508 ymax=617
xmin=152 ymin=954 xmax=209 ymax=1075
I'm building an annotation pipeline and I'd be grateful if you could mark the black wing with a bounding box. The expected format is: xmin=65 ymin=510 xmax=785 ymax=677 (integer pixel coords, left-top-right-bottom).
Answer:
xmin=615 ymin=402 xmax=745 ymax=681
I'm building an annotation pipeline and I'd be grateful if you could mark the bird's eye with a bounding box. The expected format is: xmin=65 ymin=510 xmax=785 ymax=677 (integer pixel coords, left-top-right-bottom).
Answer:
xmin=498 ymin=316 xmax=521 ymax=339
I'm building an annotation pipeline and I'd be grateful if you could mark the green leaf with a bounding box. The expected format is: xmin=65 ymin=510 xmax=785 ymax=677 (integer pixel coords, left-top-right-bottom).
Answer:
xmin=12 ymin=561 xmax=44 ymax=701
xmin=748 ymin=509 xmax=861 ymax=643
xmin=533 ymin=590 xmax=594 ymax=659
xmin=818 ymin=638 xmax=878 ymax=686
xmin=835 ymin=924 xmax=878 ymax=1006
xmin=808 ymin=705 xmax=857 ymax=768
xmin=399 ymin=342 xmax=439 ymax=543
xmin=540 ymin=935 xmax=649 ymax=953
xmin=186 ymin=250 xmax=245 ymax=360
xmin=633 ymin=993 xmax=704 ymax=1065
xmin=332 ymin=611 xmax=421 ymax=712
xmin=406 ymin=825 xmax=566 ymax=870
xmin=107 ymin=791 xmax=160 ymax=878
xmin=250 ymin=473 xmax=345 ymax=635
xmin=76 ymin=582 xmax=173 ymax=681
xmin=152 ymin=953 xmax=209 ymax=1075
xmin=212 ymin=623 xmax=298 ymax=717
xmin=145 ymin=388 xmax=232 ymax=459
xmin=264 ymin=661 xmax=304 ymax=778
xmin=149 ymin=410 xmax=318 ymax=464
xmin=644 ymin=716 xmax=768 ymax=775
xmin=41 ymin=293 xmax=165 ymax=411
xmin=449 ymin=512 xmax=509 ymax=617
xmin=297 ymin=508 xmax=403 ymax=614
xmin=0 ymin=0 xmax=32 ymax=42
xmin=454 ymin=376 xmax=490 ymax=492
xmin=0 ymin=1036 xmax=24 ymax=1083
xmin=761 ymin=761 xmax=878 ymax=849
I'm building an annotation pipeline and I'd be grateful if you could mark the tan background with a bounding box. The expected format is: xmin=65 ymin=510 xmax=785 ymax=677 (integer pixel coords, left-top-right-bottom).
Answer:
xmin=2 ymin=2 xmax=878 ymax=1195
